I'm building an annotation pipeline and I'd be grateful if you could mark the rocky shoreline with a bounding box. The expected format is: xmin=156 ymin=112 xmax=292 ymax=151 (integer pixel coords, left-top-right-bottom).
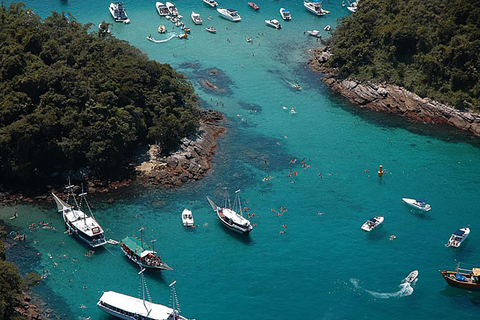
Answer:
xmin=136 ymin=109 xmax=225 ymax=188
xmin=309 ymin=48 xmax=480 ymax=137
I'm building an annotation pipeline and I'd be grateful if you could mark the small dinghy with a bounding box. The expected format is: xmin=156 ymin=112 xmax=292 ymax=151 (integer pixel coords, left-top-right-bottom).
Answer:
xmin=361 ymin=216 xmax=384 ymax=232
xmin=402 ymin=198 xmax=431 ymax=212
xmin=182 ymin=208 xmax=195 ymax=227
xmin=404 ymin=270 xmax=419 ymax=283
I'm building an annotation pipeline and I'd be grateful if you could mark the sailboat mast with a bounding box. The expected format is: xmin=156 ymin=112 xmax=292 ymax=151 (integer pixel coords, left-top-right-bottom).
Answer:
xmin=235 ymin=189 xmax=241 ymax=215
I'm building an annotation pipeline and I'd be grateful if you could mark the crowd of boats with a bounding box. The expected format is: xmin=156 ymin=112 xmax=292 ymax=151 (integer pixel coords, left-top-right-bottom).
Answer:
xmin=107 ymin=1 xmax=340 ymax=41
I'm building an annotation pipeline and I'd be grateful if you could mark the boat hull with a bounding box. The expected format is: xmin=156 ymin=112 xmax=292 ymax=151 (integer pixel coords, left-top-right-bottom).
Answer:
xmin=217 ymin=212 xmax=251 ymax=234
xmin=440 ymin=271 xmax=480 ymax=291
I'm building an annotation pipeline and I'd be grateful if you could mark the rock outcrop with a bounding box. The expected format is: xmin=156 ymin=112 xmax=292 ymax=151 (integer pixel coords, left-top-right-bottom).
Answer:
xmin=136 ymin=109 xmax=225 ymax=188
xmin=309 ymin=48 xmax=480 ymax=137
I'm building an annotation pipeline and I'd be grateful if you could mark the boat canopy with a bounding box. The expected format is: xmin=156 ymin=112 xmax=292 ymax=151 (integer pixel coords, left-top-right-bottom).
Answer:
xmin=368 ymin=218 xmax=376 ymax=222
xmin=453 ymin=229 xmax=466 ymax=236
xmin=473 ymin=268 xmax=480 ymax=276
xmin=121 ymin=236 xmax=154 ymax=257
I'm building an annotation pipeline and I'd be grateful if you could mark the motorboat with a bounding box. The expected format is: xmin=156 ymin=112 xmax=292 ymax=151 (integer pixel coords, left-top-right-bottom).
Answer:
xmin=158 ymin=25 xmax=166 ymax=33
xmin=402 ymin=198 xmax=431 ymax=212
xmin=440 ymin=263 xmax=480 ymax=291
xmin=308 ymin=29 xmax=321 ymax=38
xmin=109 ymin=2 xmax=130 ymax=23
xmin=206 ymin=26 xmax=217 ymax=33
xmin=207 ymin=190 xmax=253 ymax=234
xmin=446 ymin=227 xmax=470 ymax=247
xmin=182 ymin=208 xmax=195 ymax=227
xmin=324 ymin=25 xmax=332 ymax=31
xmin=156 ymin=2 xmax=169 ymax=16
xmin=52 ymin=185 xmax=107 ymax=248
xmin=217 ymin=8 xmax=242 ymax=22
xmin=248 ymin=2 xmax=259 ymax=10
xmin=347 ymin=1 xmax=358 ymax=13
xmin=98 ymin=278 xmax=191 ymax=320
xmin=279 ymin=8 xmax=291 ymax=20
xmin=203 ymin=0 xmax=218 ymax=7
xmin=120 ymin=229 xmax=172 ymax=270
xmin=191 ymin=11 xmax=202 ymax=24
xmin=361 ymin=216 xmax=384 ymax=232
xmin=265 ymin=19 xmax=281 ymax=29
xmin=304 ymin=1 xmax=330 ymax=16
xmin=404 ymin=270 xmax=419 ymax=283
xmin=166 ymin=2 xmax=179 ymax=17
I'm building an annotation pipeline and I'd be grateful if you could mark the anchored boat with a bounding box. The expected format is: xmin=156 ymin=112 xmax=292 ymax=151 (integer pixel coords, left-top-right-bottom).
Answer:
xmin=402 ymin=198 xmax=431 ymax=211
xmin=361 ymin=216 xmax=384 ymax=232
xmin=440 ymin=263 xmax=480 ymax=291
xmin=207 ymin=189 xmax=252 ymax=234
xmin=109 ymin=2 xmax=130 ymax=23
xmin=182 ymin=208 xmax=195 ymax=227
xmin=445 ymin=227 xmax=470 ymax=247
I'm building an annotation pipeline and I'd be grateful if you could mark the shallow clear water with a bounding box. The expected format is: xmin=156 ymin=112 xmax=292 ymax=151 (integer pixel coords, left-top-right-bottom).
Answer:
xmin=2 ymin=0 xmax=480 ymax=319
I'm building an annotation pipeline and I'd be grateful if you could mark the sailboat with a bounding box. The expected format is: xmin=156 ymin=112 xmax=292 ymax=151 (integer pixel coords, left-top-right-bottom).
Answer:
xmin=97 ymin=270 xmax=191 ymax=319
xmin=120 ymin=227 xmax=172 ymax=270
xmin=52 ymin=184 xmax=107 ymax=248
xmin=207 ymin=189 xmax=253 ymax=234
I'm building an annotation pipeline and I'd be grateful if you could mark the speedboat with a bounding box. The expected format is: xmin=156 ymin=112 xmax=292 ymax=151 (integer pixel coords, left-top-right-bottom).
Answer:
xmin=304 ymin=1 xmax=330 ymax=16
xmin=109 ymin=2 xmax=130 ymax=23
xmin=207 ymin=190 xmax=253 ymax=234
xmin=308 ymin=29 xmax=321 ymax=38
xmin=217 ymin=8 xmax=242 ymax=22
xmin=404 ymin=270 xmax=419 ymax=283
xmin=440 ymin=263 xmax=480 ymax=291
xmin=265 ymin=19 xmax=281 ymax=29
xmin=347 ymin=1 xmax=358 ymax=12
xmin=203 ymin=0 xmax=218 ymax=7
xmin=446 ymin=227 xmax=470 ymax=247
xmin=248 ymin=2 xmax=259 ymax=10
xmin=206 ymin=26 xmax=217 ymax=33
xmin=361 ymin=216 xmax=384 ymax=232
xmin=191 ymin=11 xmax=202 ymax=24
xmin=156 ymin=2 xmax=169 ymax=16
xmin=279 ymin=8 xmax=291 ymax=20
xmin=402 ymin=198 xmax=431 ymax=212
xmin=166 ymin=2 xmax=179 ymax=17
xmin=182 ymin=208 xmax=195 ymax=227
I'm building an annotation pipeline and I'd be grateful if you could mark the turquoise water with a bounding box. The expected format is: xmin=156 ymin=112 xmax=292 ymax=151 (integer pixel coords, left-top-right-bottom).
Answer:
xmin=2 ymin=0 xmax=480 ymax=319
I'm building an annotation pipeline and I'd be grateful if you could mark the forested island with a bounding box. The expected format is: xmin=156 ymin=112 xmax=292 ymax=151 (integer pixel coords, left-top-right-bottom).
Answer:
xmin=0 ymin=3 xmax=200 ymax=188
xmin=325 ymin=0 xmax=479 ymax=110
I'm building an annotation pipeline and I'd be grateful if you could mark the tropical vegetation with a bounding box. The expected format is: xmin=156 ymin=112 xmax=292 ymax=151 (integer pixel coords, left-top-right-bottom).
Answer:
xmin=0 ymin=3 xmax=200 ymax=185
xmin=326 ymin=0 xmax=480 ymax=110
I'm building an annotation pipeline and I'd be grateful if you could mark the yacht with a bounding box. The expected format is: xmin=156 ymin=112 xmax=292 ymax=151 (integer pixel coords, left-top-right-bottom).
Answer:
xmin=304 ymin=1 xmax=330 ymax=16
xmin=203 ymin=0 xmax=218 ymax=7
xmin=191 ymin=11 xmax=202 ymax=24
xmin=182 ymin=208 xmax=195 ymax=227
xmin=52 ymin=185 xmax=107 ymax=248
xmin=265 ymin=19 xmax=281 ymax=29
xmin=248 ymin=2 xmax=259 ymax=10
xmin=217 ymin=8 xmax=242 ymax=22
xmin=166 ymin=2 xmax=179 ymax=17
xmin=207 ymin=190 xmax=253 ymax=234
xmin=109 ymin=2 xmax=130 ymax=23
xmin=98 ymin=276 xmax=191 ymax=320
xmin=361 ymin=216 xmax=384 ymax=232
xmin=279 ymin=8 xmax=291 ymax=20
xmin=308 ymin=29 xmax=321 ymax=38
xmin=402 ymin=198 xmax=431 ymax=212
xmin=446 ymin=227 xmax=470 ymax=247
xmin=156 ymin=2 xmax=169 ymax=16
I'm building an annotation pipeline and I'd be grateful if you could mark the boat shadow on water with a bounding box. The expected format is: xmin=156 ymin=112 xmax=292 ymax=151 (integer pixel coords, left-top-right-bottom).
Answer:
xmin=407 ymin=209 xmax=434 ymax=221
xmin=440 ymin=286 xmax=480 ymax=305
xmin=217 ymin=221 xmax=253 ymax=245
xmin=365 ymin=228 xmax=388 ymax=241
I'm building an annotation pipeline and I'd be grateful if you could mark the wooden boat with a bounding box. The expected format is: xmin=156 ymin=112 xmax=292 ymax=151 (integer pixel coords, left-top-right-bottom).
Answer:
xmin=440 ymin=263 xmax=480 ymax=291
xmin=248 ymin=2 xmax=259 ymax=10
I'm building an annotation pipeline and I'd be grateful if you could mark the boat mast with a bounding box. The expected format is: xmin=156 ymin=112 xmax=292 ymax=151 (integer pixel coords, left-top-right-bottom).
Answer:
xmin=235 ymin=189 xmax=242 ymax=215
xmin=169 ymin=280 xmax=180 ymax=317
xmin=138 ymin=268 xmax=152 ymax=315
xmin=139 ymin=227 xmax=145 ymax=247
xmin=151 ymin=239 xmax=156 ymax=256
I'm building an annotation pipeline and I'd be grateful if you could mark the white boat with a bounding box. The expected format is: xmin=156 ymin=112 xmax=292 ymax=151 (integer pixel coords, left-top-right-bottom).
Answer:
xmin=203 ymin=0 xmax=218 ymax=7
xmin=404 ymin=270 xmax=419 ymax=283
xmin=361 ymin=216 xmax=384 ymax=232
xmin=265 ymin=19 xmax=281 ymax=29
xmin=166 ymin=2 xmax=179 ymax=17
xmin=308 ymin=29 xmax=321 ymax=38
xmin=158 ymin=25 xmax=166 ymax=33
xmin=324 ymin=25 xmax=332 ymax=31
xmin=347 ymin=1 xmax=358 ymax=13
xmin=279 ymin=8 xmax=291 ymax=20
xmin=182 ymin=209 xmax=195 ymax=227
xmin=402 ymin=198 xmax=431 ymax=212
xmin=205 ymin=26 xmax=217 ymax=33
xmin=156 ymin=2 xmax=169 ymax=16
xmin=52 ymin=185 xmax=107 ymax=248
xmin=109 ymin=2 xmax=130 ymax=23
xmin=446 ymin=227 xmax=470 ymax=248
xmin=304 ymin=1 xmax=330 ymax=16
xmin=191 ymin=11 xmax=202 ymax=25
xmin=98 ymin=274 xmax=191 ymax=320
xmin=207 ymin=190 xmax=253 ymax=234
xmin=217 ymin=8 xmax=242 ymax=22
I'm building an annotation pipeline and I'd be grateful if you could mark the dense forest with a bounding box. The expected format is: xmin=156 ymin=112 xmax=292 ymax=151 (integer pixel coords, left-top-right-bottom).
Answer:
xmin=326 ymin=0 xmax=480 ymax=110
xmin=0 ymin=3 xmax=200 ymax=185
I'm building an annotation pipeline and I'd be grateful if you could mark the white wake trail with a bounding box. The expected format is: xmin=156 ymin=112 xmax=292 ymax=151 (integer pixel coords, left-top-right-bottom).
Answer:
xmin=350 ymin=278 xmax=415 ymax=299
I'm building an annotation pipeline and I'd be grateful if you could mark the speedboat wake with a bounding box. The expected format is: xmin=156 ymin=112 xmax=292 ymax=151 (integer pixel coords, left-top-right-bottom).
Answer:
xmin=147 ymin=33 xmax=176 ymax=43
xmin=350 ymin=278 xmax=415 ymax=299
